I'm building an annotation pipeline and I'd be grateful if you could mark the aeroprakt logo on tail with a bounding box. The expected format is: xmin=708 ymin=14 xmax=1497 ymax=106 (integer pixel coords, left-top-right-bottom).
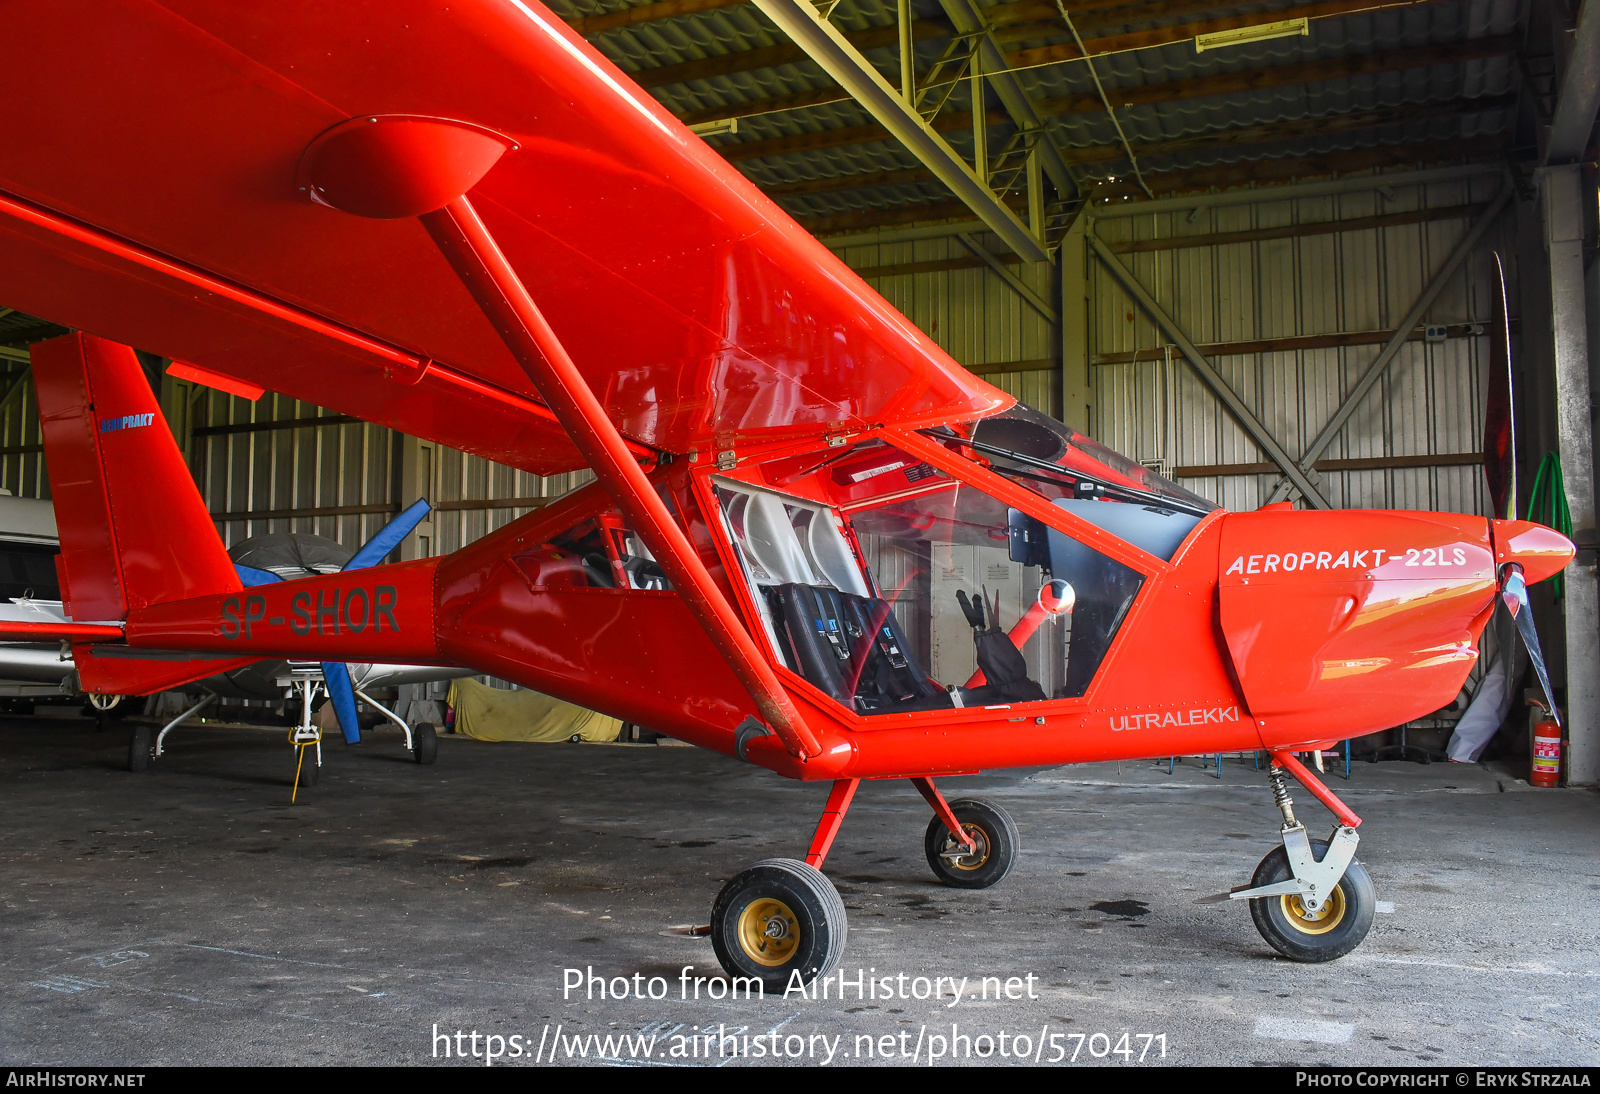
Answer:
xmin=99 ymin=412 xmax=155 ymax=433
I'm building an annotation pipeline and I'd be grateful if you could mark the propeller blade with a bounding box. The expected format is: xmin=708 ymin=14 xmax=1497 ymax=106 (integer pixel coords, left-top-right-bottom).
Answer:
xmin=1501 ymin=567 xmax=1560 ymax=728
xmin=1484 ymin=252 xmax=1517 ymax=520
xmin=321 ymin=661 xmax=363 ymax=744
xmin=234 ymin=563 xmax=282 ymax=587
xmin=342 ymin=499 xmax=432 ymax=572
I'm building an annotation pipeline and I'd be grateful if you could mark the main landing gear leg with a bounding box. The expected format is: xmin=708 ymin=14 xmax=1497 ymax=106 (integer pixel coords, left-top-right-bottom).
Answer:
xmin=1198 ymin=751 xmax=1375 ymax=961
xmin=710 ymin=779 xmax=853 ymax=993
xmin=913 ymin=777 xmax=1019 ymax=889
xmin=129 ymin=693 xmax=217 ymax=772
xmin=804 ymin=778 xmax=859 ymax=869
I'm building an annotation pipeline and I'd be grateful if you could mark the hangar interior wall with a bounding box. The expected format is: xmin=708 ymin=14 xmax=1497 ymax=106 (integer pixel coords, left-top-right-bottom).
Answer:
xmin=843 ymin=170 xmax=1510 ymax=524
xmin=1086 ymin=171 xmax=1509 ymax=518
xmin=157 ymin=385 xmax=593 ymax=557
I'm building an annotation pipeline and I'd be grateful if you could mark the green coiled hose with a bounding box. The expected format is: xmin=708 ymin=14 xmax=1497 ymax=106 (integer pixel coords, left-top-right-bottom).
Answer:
xmin=1525 ymin=452 xmax=1572 ymax=599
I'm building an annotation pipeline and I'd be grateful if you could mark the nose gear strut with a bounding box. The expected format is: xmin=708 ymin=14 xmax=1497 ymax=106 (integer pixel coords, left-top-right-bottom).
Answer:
xmin=1196 ymin=752 xmax=1361 ymax=913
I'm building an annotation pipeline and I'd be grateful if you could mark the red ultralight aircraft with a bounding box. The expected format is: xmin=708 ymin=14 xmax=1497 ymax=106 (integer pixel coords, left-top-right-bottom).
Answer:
xmin=0 ymin=1 xmax=1572 ymax=987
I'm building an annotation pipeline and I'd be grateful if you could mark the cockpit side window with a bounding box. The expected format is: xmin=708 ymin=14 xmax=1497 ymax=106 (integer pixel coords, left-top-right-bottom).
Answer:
xmin=717 ymin=436 xmax=1143 ymax=712
xmin=511 ymin=510 xmax=672 ymax=591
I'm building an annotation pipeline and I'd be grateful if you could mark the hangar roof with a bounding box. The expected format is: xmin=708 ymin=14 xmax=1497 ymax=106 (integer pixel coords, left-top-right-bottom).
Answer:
xmin=544 ymin=0 xmax=1531 ymax=239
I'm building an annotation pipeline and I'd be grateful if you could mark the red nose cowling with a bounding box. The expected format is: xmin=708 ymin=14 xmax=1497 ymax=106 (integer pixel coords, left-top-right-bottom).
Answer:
xmin=1490 ymin=519 xmax=1575 ymax=585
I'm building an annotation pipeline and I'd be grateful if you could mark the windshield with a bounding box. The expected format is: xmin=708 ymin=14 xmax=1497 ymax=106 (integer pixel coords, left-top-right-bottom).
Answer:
xmin=932 ymin=404 xmax=1218 ymax=517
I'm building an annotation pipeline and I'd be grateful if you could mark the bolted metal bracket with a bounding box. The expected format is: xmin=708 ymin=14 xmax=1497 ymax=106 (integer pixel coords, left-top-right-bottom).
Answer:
xmin=1196 ymin=824 xmax=1359 ymax=910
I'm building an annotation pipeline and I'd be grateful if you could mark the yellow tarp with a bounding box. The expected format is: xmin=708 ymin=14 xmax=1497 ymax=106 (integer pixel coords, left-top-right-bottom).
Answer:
xmin=447 ymin=678 xmax=622 ymax=743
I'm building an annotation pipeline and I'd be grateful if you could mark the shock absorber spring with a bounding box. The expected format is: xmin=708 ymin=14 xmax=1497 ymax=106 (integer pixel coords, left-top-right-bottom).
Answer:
xmin=1269 ymin=763 xmax=1298 ymax=828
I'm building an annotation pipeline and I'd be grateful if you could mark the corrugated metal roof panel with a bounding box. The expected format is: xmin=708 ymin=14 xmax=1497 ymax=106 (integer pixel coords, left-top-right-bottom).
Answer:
xmin=545 ymin=0 xmax=1520 ymax=221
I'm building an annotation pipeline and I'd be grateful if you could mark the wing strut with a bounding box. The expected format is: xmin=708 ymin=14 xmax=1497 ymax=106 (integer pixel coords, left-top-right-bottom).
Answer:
xmin=295 ymin=114 xmax=820 ymax=760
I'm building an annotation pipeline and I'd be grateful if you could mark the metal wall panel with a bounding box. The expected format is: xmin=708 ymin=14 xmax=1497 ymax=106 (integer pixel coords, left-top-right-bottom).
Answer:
xmin=1088 ymin=172 xmax=1511 ymax=516
xmin=163 ymin=380 xmax=591 ymax=555
xmin=0 ymin=364 xmax=45 ymax=500
xmin=839 ymin=233 xmax=1060 ymax=415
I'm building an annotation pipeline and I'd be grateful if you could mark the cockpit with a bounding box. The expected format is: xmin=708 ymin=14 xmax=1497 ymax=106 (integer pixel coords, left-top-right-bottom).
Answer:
xmin=712 ymin=406 xmax=1219 ymax=716
xmin=505 ymin=405 xmax=1217 ymax=719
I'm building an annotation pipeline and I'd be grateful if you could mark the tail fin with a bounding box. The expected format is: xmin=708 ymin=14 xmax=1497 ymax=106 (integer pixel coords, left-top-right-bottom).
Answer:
xmin=34 ymin=332 xmax=241 ymax=620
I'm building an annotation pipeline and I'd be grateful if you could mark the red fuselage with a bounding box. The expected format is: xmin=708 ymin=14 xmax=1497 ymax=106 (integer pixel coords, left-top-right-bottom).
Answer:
xmin=114 ymin=421 xmax=1571 ymax=784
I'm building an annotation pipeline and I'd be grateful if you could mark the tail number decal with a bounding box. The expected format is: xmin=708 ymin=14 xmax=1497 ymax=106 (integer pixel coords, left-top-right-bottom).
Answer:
xmin=220 ymin=586 xmax=399 ymax=640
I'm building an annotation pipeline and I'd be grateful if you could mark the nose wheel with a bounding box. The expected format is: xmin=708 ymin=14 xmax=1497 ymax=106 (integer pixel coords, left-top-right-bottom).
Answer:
xmin=710 ymin=858 xmax=847 ymax=992
xmin=1248 ymin=840 xmax=1375 ymax=961
xmin=1198 ymin=753 xmax=1377 ymax=962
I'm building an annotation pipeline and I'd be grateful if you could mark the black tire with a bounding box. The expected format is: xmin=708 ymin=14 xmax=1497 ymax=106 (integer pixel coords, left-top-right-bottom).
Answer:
xmin=412 ymin=722 xmax=438 ymax=765
xmin=297 ymin=746 xmax=321 ymax=787
xmin=923 ymin=799 xmax=1018 ymax=889
xmin=128 ymin=725 xmax=154 ymax=773
xmin=1248 ymin=839 xmax=1375 ymax=962
xmin=710 ymin=858 xmax=848 ymax=993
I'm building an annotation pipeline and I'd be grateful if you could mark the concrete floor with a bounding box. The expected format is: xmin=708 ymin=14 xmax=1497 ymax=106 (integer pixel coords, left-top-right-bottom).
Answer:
xmin=1 ymin=714 xmax=1596 ymax=1068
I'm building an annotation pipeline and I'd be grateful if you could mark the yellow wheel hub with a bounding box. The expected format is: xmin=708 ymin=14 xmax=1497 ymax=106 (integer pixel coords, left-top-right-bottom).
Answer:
xmin=736 ymin=897 xmax=801 ymax=966
xmin=940 ymin=824 xmax=991 ymax=871
xmin=1279 ymin=886 xmax=1347 ymax=935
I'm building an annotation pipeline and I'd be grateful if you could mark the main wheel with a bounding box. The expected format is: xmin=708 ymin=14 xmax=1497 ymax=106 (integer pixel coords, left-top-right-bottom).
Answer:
xmin=1248 ymin=839 xmax=1375 ymax=962
xmin=412 ymin=722 xmax=438 ymax=765
xmin=128 ymin=725 xmax=154 ymax=773
xmin=923 ymin=799 xmax=1018 ymax=889
xmin=710 ymin=858 xmax=847 ymax=993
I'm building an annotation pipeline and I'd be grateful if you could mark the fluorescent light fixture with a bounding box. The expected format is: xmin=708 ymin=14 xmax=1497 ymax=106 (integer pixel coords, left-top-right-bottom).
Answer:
xmin=1194 ymin=17 xmax=1308 ymax=52
xmin=689 ymin=117 xmax=739 ymax=137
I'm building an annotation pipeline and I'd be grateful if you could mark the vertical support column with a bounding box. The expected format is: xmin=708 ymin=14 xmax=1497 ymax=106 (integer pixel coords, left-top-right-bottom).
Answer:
xmin=1059 ymin=218 xmax=1092 ymax=434
xmin=1540 ymin=164 xmax=1599 ymax=785
xmin=897 ymin=0 xmax=914 ymax=103
xmin=398 ymin=434 xmax=436 ymax=561
xmin=1026 ymin=139 xmax=1044 ymax=236
xmin=970 ymin=47 xmax=986 ymax=185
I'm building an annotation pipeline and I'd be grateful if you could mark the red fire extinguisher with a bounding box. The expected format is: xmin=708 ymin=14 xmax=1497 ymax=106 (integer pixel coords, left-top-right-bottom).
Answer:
xmin=1530 ymin=710 xmax=1563 ymax=788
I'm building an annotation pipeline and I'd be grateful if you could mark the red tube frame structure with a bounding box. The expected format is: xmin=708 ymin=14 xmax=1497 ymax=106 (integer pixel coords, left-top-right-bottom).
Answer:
xmin=417 ymin=195 xmax=821 ymax=759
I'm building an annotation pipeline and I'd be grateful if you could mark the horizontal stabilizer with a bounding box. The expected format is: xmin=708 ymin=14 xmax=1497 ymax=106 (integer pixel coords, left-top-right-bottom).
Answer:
xmin=70 ymin=644 xmax=257 ymax=697
xmin=0 ymin=620 xmax=122 ymax=642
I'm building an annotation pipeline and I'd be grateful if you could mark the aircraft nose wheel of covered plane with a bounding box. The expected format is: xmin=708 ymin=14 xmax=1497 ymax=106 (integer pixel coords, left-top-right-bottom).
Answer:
xmin=1196 ymin=753 xmax=1376 ymax=962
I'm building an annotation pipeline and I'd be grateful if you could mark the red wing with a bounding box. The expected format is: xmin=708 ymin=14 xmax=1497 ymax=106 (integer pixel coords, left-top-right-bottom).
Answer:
xmin=0 ymin=0 xmax=1010 ymax=467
